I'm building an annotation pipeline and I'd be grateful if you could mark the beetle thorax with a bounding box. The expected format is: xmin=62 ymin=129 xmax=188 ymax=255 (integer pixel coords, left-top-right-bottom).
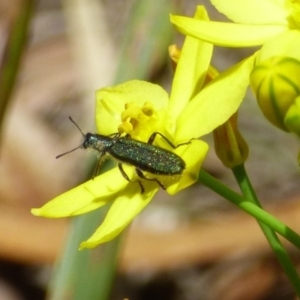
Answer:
xmin=83 ymin=133 xmax=113 ymax=152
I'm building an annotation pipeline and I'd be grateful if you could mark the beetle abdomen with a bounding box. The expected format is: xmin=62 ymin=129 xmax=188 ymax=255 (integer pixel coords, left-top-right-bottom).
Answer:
xmin=109 ymin=138 xmax=185 ymax=175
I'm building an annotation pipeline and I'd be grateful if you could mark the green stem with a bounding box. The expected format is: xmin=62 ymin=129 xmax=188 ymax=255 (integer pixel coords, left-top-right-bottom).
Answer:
xmin=232 ymin=164 xmax=300 ymax=296
xmin=198 ymin=169 xmax=300 ymax=250
xmin=49 ymin=208 xmax=123 ymax=300
xmin=0 ymin=0 xmax=35 ymax=137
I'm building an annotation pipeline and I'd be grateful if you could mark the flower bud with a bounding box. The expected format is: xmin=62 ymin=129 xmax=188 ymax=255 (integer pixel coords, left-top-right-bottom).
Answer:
xmin=168 ymin=44 xmax=181 ymax=72
xmin=284 ymin=96 xmax=300 ymax=137
xmin=168 ymin=44 xmax=181 ymax=64
xmin=250 ymin=56 xmax=300 ymax=132
xmin=213 ymin=113 xmax=249 ymax=168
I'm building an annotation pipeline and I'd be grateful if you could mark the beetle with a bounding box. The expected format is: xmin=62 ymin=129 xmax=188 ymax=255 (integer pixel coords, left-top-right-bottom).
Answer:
xmin=57 ymin=116 xmax=189 ymax=193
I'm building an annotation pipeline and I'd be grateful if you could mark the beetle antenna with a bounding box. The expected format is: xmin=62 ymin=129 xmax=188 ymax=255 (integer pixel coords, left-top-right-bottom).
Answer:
xmin=56 ymin=145 xmax=83 ymax=159
xmin=56 ymin=116 xmax=85 ymax=159
xmin=68 ymin=116 xmax=85 ymax=137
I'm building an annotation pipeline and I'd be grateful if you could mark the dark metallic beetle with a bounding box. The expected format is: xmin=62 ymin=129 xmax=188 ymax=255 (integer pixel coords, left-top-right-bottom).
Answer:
xmin=57 ymin=117 xmax=189 ymax=193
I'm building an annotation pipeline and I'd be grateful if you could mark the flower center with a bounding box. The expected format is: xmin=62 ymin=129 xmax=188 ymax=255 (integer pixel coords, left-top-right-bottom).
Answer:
xmin=118 ymin=102 xmax=162 ymax=141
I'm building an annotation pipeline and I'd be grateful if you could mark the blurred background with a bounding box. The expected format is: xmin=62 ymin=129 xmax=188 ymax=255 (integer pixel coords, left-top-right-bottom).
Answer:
xmin=1 ymin=0 xmax=300 ymax=299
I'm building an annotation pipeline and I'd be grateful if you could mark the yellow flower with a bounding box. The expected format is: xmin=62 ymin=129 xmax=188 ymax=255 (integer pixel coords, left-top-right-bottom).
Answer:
xmin=31 ymin=6 xmax=253 ymax=249
xmin=170 ymin=0 xmax=296 ymax=47
xmin=171 ymin=0 xmax=300 ymax=134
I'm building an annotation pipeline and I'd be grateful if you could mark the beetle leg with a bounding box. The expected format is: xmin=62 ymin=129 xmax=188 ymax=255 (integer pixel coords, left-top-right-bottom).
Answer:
xmin=92 ymin=151 xmax=106 ymax=179
xmin=118 ymin=163 xmax=145 ymax=193
xmin=109 ymin=133 xmax=121 ymax=139
xmin=147 ymin=132 xmax=192 ymax=148
xmin=135 ymin=168 xmax=165 ymax=190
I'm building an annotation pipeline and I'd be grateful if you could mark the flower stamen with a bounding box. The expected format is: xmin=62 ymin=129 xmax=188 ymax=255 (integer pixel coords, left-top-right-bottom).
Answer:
xmin=118 ymin=101 xmax=160 ymax=141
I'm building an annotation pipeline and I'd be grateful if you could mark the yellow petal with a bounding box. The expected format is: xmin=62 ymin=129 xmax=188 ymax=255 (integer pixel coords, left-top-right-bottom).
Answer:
xmin=170 ymin=15 xmax=287 ymax=47
xmin=31 ymin=168 xmax=128 ymax=218
xmin=166 ymin=139 xmax=208 ymax=195
xmin=211 ymin=0 xmax=288 ymax=25
xmin=79 ymin=185 xmax=158 ymax=248
xmin=175 ymin=55 xmax=256 ymax=141
xmin=96 ymin=80 xmax=169 ymax=135
xmin=169 ymin=6 xmax=213 ymax=119
xmin=257 ymin=30 xmax=300 ymax=63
